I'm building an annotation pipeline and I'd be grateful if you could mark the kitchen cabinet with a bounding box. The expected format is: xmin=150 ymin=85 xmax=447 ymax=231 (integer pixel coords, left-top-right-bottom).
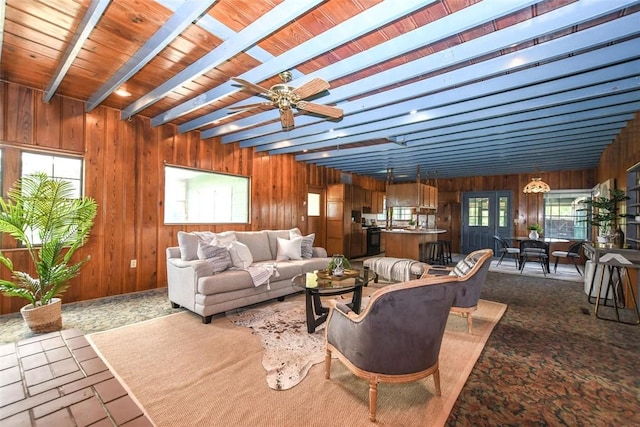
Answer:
xmin=386 ymin=183 xmax=438 ymax=208
xmin=371 ymin=191 xmax=385 ymax=214
xmin=627 ymin=162 xmax=640 ymax=249
xmin=326 ymin=183 xmax=353 ymax=257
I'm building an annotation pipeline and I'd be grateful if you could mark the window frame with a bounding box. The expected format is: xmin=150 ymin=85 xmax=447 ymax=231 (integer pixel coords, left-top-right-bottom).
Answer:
xmin=163 ymin=164 xmax=251 ymax=225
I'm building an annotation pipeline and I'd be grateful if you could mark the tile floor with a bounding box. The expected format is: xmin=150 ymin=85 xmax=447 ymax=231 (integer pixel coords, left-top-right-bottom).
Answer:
xmin=0 ymin=329 xmax=152 ymax=426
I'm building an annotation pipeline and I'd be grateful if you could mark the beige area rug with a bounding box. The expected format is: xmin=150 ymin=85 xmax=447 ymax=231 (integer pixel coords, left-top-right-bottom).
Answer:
xmin=88 ymin=298 xmax=506 ymax=427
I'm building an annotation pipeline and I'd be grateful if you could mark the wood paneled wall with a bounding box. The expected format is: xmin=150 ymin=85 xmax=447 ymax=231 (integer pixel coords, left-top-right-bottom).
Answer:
xmin=0 ymin=82 xmax=383 ymax=314
xmin=1 ymin=81 xmax=638 ymax=314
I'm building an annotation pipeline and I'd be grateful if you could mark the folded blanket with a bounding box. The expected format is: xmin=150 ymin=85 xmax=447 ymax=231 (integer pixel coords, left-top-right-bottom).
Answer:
xmin=370 ymin=257 xmax=417 ymax=282
xmin=246 ymin=263 xmax=280 ymax=289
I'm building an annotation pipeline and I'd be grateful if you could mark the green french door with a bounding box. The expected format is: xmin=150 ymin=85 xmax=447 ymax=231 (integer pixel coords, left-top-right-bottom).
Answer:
xmin=461 ymin=191 xmax=513 ymax=255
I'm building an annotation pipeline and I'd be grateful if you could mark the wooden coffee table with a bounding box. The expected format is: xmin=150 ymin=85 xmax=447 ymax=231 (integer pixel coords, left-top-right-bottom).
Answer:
xmin=292 ymin=269 xmax=369 ymax=333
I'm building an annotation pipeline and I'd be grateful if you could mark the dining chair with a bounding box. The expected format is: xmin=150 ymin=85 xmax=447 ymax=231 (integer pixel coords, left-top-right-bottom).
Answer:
xmin=519 ymin=239 xmax=549 ymax=275
xmin=493 ymin=235 xmax=520 ymax=268
xmin=551 ymin=240 xmax=585 ymax=275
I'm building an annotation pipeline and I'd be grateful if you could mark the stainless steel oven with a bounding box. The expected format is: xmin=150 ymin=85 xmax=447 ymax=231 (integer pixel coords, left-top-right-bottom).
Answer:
xmin=366 ymin=227 xmax=381 ymax=256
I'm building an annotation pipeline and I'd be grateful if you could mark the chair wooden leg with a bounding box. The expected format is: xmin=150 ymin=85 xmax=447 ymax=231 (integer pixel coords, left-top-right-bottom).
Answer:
xmin=369 ymin=380 xmax=378 ymax=422
xmin=433 ymin=367 xmax=442 ymax=396
xmin=325 ymin=350 xmax=332 ymax=379
xmin=466 ymin=314 xmax=473 ymax=334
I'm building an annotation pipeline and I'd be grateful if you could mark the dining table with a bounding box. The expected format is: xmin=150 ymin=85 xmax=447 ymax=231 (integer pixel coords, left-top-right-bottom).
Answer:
xmin=507 ymin=237 xmax=570 ymax=273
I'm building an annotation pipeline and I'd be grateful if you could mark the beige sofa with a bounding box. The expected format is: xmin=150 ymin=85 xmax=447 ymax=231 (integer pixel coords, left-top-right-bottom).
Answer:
xmin=166 ymin=229 xmax=331 ymax=323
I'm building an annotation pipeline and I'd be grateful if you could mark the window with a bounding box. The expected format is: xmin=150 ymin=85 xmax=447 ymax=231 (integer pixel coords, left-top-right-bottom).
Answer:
xmin=468 ymin=197 xmax=489 ymax=226
xmin=21 ymin=152 xmax=83 ymax=198
xmin=543 ymin=190 xmax=591 ymax=240
xmin=391 ymin=207 xmax=413 ymax=221
xmin=307 ymin=193 xmax=320 ymax=217
xmin=164 ymin=165 xmax=250 ymax=224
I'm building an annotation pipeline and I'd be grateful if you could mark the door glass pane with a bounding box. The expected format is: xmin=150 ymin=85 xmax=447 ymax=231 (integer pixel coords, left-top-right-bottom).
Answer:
xmin=498 ymin=197 xmax=508 ymax=227
xmin=468 ymin=197 xmax=489 ymax=226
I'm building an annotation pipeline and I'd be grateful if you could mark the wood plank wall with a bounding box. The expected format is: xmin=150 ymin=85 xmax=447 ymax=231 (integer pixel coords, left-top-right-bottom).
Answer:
xmin=1 ymin=81 xmax=638 ymax=314
xmin=0 ymin=82 xmax=384 ymax=315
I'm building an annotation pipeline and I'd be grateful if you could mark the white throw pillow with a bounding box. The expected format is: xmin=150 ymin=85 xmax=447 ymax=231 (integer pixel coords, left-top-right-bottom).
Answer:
xmin=229 ymin=240 xmax=253 ymax=269
xmin=276 ymin=237 xmax=303 ymax=261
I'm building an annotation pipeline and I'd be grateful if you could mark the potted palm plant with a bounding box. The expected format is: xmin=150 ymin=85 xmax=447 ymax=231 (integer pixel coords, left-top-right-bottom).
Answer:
xmin=0 ymin=172 xmax=97 ymax=333
xmin=579 ymin=188 xmax=629 ymax=247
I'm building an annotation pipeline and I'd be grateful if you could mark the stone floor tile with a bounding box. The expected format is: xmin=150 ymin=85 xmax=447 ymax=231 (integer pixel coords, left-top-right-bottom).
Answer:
xmin=34 ymin=408 xmax=75 ymax=427
xmin=0 ymin=381 xmax=25 ymax=406
xmin=72 ymin=345 xmax=98 ymax=362
xmin=60 ymin=329 xmax=83 ymax=340
xmin=28 ymin=370 xmax=85 ymax=396
xmin=0 ymin=343 xmax=16 ymax=357
xmin=23 ymin=364 xmax=53 ymax=387
xmin=0 ymin=365 xmax=21 ymax=387
xmin=70 ymin=395 xmax=109 ymax=427
xmin=80 ymin=357 xmax=108 ymax=376
xmin=17 ymin=342 xmax=43 ymax=358
xmin=94 ymin=377 xmax=127 ymax=403
xmin=0 ymin=352 xmax=18 ymax=370
xmin=91 ymin=418 xmax=117 ymax=427
xmin=65 ymin=335 xmax=89 ymax=350
xmin=32 ymin=388 xmax=94 ymax=419
xmin=57 ymin=370 xmax=113 ymax=396
xmin=21 ymin=352 xmax=49 ymax=370
xmin=40 ymin=336 xmax=66 ymax=351
xmin=0 ymin=389 xmax=59 ymax=421
xmin=1 ymin=410 xmax=32 ymax=427
xmin=45 ymin=346 xmax=72 ymax=363
xmin=106 ymin=395 xmax=143 ymax=425
xmin=50 ymin=357 xmax=80 ymax=378
xmin=21 ymin=332 xmax=59 ymax=345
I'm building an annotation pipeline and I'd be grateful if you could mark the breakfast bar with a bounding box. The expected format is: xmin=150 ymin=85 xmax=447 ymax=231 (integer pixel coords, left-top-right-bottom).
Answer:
xmin=382 ymin=228 xmax=448 ymax=261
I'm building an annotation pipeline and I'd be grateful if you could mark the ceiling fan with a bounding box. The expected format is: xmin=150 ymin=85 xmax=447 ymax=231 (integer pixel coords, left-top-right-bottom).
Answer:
xmin=229 ymin=71 xmax=343 ymax=130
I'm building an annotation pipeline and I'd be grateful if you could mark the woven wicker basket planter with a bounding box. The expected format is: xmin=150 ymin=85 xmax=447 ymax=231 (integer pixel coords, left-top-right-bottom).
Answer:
xmin=20 ymin=298 xmax=63 ymax=333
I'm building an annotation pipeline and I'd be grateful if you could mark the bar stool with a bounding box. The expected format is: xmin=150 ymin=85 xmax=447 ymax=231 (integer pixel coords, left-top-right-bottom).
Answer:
xmin=421 ymin=241 xmax=445 ymax=265
xmin=438 ymin=239 xmax=452 ymax=265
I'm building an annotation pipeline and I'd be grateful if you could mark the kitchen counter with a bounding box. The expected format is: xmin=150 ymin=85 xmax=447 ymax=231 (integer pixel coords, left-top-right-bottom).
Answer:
xmin=382 ymin=228 xmax=447 ymax=234
xmin=383 ymin=229 xmax=447 ymax=260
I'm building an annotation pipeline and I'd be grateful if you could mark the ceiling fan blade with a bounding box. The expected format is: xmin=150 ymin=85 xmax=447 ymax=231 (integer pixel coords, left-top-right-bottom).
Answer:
xmin=227 ymin=101 xmax=274 ymax=111
xmin=292 ymin=78 xmax=330 ymax=99
xmin=230 ymin=77 xmax=272 ymax=95
xmin=280 ymin=108 xmax=295 ymax=130
xmin=297 ymin=101 xmax=343 ymax=119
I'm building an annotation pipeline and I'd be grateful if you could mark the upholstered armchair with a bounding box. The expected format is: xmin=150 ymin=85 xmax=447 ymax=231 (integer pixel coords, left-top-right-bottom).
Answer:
xmin=417 ymin=248 xmax=493 ymax=333
xmin=324 ymin=277 xmax=458 ymax=422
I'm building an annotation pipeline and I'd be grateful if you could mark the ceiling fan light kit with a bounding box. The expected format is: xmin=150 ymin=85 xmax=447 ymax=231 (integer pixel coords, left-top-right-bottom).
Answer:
xmin=230 ymin=71 xmax=343 ymax=130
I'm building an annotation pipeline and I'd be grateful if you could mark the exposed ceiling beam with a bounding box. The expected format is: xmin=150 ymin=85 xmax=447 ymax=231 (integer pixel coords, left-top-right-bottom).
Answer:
xmin=43 ymin=0 xmax=111 ymax=103
xmin=256 ymin=32 xmax=640 ymax=154
xmin=120 ymin=0 xmax=324 ymax=120
xmin=211 ymin=0 xmax=639 ymax=142
xmin=85 ymin=0 xmax=217 ymax=111
xmin=168 ymin=0 xmax=440 ymax=130
xmin=191 ymin=0 xmax=543 ymax=136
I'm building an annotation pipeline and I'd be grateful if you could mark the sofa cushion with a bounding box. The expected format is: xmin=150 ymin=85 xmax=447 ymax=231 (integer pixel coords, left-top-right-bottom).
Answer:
xmin=236 ymin=231 xmax=272 ymax=262
xmin=276 ymin=237 xmax=303 ymax=261
xmin=198 ymin=269 xmax=255 ymax=294
xmin=290 ymin=229 xmax=315 ymax=259
xmin=197 ymin=241 xmax=232 ymax=273
xmin=229 ymin=240 xmax=253 ymax=269
xmin=177 ymin=231 xmax=199 ymax=261
xmin=273 ymin=261 xmax=305 ymax=281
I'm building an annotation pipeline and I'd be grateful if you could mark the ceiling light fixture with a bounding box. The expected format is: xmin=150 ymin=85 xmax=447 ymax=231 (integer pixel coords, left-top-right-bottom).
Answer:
xmin=523 ymin=177 xmax=551 ymax=193
xmin=115 ymin=88 xmax=131 ymax=97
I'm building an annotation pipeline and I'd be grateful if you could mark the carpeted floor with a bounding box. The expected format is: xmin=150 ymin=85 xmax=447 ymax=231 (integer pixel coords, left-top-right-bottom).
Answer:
xmin=1 ymin=270 xmax=639 ymax=425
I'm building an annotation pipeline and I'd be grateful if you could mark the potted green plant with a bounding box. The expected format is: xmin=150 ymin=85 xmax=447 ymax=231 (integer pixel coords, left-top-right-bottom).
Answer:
xmin=579 ymin=188 xmax=629 ymax=246
xmin=0 ymin=172 xmax=97 ymax=333
xmin=527 ymin=223 xmax=543 ymax=239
